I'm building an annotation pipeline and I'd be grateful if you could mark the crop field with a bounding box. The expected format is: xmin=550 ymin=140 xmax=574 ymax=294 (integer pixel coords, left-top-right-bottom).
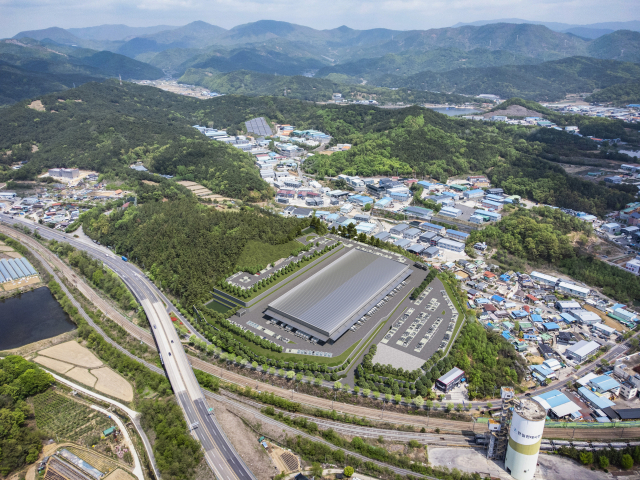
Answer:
xmin=236 ymin=240 xmax=302 ymax=269
xmin=32 ymin=390 xmax=112 ymax=443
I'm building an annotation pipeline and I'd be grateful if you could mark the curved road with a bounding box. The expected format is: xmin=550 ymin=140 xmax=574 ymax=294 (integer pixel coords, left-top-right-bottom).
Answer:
xmin=0 ymin=215 xmax=254 ymax=480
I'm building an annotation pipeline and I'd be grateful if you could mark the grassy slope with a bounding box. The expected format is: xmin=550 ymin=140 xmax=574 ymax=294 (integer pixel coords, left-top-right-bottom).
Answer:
xmin=236 ymin=240 xmax=302 ymax=268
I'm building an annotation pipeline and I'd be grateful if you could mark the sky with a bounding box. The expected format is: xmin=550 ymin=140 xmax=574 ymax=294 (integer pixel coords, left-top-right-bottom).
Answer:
xmin=1 ymin=0 xmax=638 ymax=38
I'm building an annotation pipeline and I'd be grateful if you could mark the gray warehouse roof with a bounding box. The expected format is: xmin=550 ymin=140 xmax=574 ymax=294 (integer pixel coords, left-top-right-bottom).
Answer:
xmin=265 ymin=249 xmax=410 ymax=341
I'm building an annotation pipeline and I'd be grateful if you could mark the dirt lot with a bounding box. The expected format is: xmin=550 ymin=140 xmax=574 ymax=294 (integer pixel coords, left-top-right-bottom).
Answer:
xmin=27 ymin=100 xmax=45 ymax=111
xmin=104 ymin=469 xmax=136 ymax=480
xmin=39 ymin=340 xmax=104 ymax=368
xmin=1 ymin=276 xmax=42 ymax=292
xmin=206 ymin=396 xmax=280 ymax=480
xmin=582 ymin=304 xmax=628 ymax=332
xmin=91 ymin=367 xmax=134 ymax=402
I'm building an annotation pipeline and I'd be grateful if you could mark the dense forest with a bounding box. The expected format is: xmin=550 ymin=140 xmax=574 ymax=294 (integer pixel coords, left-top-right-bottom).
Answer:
xmin=586 ymin=82 xmax=640 ymax=105
xmin=467 ymin=207 xmax=640 ymax=302
xmin=80 ymin=199 xmax=308 ymax=305
xmin=374 ymin=57 xmax=640 ymax=102
xmin=178 ymin=68 xmax=482 ymax=104
xmin=0 ymin=356 xmax=53 ymax=476
xmin=0 ymin=39 xmax=163 ymax=105
xmin=0 ymin=82 xmax=272 ymax=201
xmin=316 ymin=48 xmax=542 ymax=79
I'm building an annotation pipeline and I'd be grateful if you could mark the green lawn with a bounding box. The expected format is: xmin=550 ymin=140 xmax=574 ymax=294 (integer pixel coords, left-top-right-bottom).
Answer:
xmin=236 ymin=240 xmax=301 ymax=269
xmin=206 ymin=299 xmax=232 ymax=313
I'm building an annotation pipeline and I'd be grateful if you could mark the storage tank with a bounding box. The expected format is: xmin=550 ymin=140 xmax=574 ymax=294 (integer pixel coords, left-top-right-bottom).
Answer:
xmin=504 ymin=397 xmax=546 ymax=480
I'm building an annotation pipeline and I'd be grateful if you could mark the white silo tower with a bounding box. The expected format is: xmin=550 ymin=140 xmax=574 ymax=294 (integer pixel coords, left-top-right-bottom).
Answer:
xmin=504 ymin=396 xmax=546 ymax=480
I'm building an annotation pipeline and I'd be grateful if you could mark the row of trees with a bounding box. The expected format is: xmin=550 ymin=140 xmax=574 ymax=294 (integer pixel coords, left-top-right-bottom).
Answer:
xmin=48 ymin=240 xmax=138 ymax=311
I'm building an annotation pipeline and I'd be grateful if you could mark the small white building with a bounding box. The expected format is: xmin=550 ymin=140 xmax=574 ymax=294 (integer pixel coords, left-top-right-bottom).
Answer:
xmin=592 ymin=322 xmax=616 ymax=338
xmin=530 ymin=271 xmax=559 ymax=286
xmin=626 ymin=259 xmax=640 ymax=275
xmin=601 ymin=222 xmax=621 ymax=234
xmin=557 ymin=281 xmax=590 ymax=299
xmin=620 ymin=383 xmax=638 ymax=400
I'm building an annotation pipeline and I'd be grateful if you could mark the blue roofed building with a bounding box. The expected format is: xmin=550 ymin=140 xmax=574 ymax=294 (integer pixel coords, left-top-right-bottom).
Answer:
xmin=543 ymin=322 xmax=560 ymax=331
xmin=578 ymin=387 xmax=615 ymax=410
xmin=474 ymin=209 xmax=502 ymax=222
xmin=420 ymin=223 xmax=446 ymax=235
xmin=374 ymin=231 xmax=391 ymax=242
xmin=588 ymin=375 xmax=621 ymax=395
xmin=374 ymin=197 xmax=393 ymax=209
xmin=463 ymin=189 xmax=484 ymax=199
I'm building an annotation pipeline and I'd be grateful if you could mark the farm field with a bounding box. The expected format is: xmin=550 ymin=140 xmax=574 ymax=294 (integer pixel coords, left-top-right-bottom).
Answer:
xmin=31 ymin=390 xmax=112 ymax=444
xmin=39 ymin=340 xmax=103 ymax=368
xmin=36 ymin=341 xmax=134 ymax=401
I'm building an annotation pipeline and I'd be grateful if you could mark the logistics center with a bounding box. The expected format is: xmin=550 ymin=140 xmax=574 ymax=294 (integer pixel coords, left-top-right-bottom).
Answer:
xmin=264 ymin=249 xmax=412 ymax=343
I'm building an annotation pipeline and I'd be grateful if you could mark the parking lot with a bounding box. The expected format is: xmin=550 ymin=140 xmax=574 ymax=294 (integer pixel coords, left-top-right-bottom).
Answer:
xmin=370 ymin=277 xmax=459 ymax=369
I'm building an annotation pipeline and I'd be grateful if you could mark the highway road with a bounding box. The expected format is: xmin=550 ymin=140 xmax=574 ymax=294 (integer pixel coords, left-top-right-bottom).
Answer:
xmin=0 ymin=214 xmax=254 ymax=480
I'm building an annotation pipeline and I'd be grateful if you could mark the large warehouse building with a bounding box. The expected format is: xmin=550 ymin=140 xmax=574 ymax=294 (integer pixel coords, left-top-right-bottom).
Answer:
xmin=264 ymin=249 xmax=411 ymax=342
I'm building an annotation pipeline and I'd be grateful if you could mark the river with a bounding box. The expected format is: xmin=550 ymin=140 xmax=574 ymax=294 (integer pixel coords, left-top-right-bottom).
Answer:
xmin=428 ymin=107 xmax=481 ymax=116
xmin=0 ymin=287 xmax=76 ymax=350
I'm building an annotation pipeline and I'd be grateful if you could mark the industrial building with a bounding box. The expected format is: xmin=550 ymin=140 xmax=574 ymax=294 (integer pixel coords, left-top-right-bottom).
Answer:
xmin=565 ymin=340 xmax=600 ymax=363
xmin=436 ymin=238 xmax=465 ymax=253
xmin=420 ymin=223 xmax=446 ymax=235
xmin=530 ymin=271 xmax=558 ymax=286
xmin=569 ymin=309 xmax=600 ymax=325
xmin=557 ymin=281 xmax=590 ymax=298
xmin=435 ymin=367 xmax=465 ymax=392
xmin=264 ymin=249 xmax=411 ymax=342
xmin=390 ymin=224 xmax=410 ymax=235
xmin=48 ymin=168 xmax=80 ymax=179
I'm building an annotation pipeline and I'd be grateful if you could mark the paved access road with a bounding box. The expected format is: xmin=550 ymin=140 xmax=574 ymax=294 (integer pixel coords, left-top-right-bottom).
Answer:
xmin=0 ymin=215 xmax=254 ymax=480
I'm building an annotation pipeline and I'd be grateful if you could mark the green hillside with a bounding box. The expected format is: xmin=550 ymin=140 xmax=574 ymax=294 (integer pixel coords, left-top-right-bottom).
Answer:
xmin=0 ymin=81 xmax=271 ymax=201
xmin=0 ymin=62 xmax=100 ymax=106
xmin=588 ymin=30 xmax=640 ymax=64
xmin=586 ymin=82 xmax=640 ymax=105
xmin=316 ymin=48 xmax=541 ymax=79
xmin=0 ymin=39 xmax=163 ymax=104
xmin=178 ymin=68 xmax=480 ymax=104
xmin=381 ymin=56 xmax=640 ymax=101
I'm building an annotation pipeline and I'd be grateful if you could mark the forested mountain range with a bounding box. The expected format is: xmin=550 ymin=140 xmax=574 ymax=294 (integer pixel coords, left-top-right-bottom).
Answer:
xmin=11 ymin=20 xmax=640 ymax=70
xmin=0 ymin=38 xmax=162 ymax=104
xmin=7 ymin=20 xmax=640 ymax=105
xmin=368 ymin=57 xmax=640 ymax=101
xmin=180 ymin=57 xmax=640 ymax=102
xmin=178 ymin=69 xmax=481 ymax=104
